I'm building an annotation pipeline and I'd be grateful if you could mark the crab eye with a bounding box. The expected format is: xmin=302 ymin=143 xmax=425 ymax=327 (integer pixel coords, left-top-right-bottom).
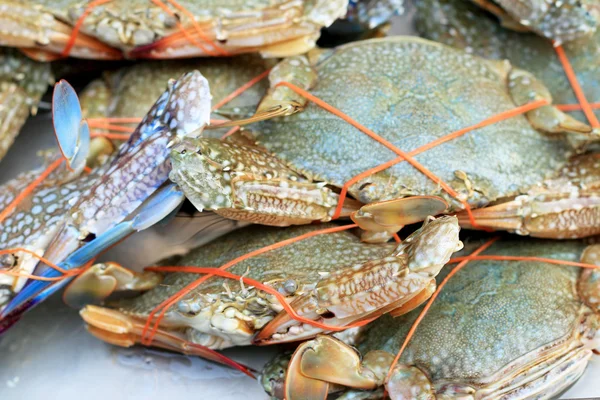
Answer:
xmin=0 ymin=254 xmax=17 ymax=269
xmin=180 ymin=149 xmax=187 ymax=155
xmin=82 ymin=233 xmax=96 ymax=243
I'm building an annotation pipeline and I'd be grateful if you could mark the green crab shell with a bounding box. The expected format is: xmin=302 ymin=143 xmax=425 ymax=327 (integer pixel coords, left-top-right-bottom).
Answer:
xmin=251 ymin=37 xmax=571 ymax=211
xmin=358 ymin=239 xmax=590 ymax=384
xmin=415 ymin=0 xmax=600 ymax=126
xmin=112 ymin=223 xmax=395 ymax=327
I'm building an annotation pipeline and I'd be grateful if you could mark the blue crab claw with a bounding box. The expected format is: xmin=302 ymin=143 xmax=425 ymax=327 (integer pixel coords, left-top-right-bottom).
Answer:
xmin=52 ymin=80 xmax=90 ymax=173
xmin=0 ymin=184 xmax=185 ymax=320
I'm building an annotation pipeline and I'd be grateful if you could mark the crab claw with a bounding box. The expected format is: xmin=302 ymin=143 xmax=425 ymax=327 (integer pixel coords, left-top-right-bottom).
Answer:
xmin=285 ymin=335 xmax=393 ymax=399
xmin=80 ymin=305 xmax=254 ymax=377
xmin=0 ymin=2 xmax=122 ymax=60
xmin=284 ymin=335 xmax=437 ymax=400
xmin=254 ymin=216 xmax=462 ymax=344
xmin=0 ymin=184 xmax=185 ymax=321
xmin=53 ymin=80 xmax=90 ymax=174
xmin=63 ymin=262 xmax=163 ymax=309
xmin=352 ymin=196 xmax=448 ymax=242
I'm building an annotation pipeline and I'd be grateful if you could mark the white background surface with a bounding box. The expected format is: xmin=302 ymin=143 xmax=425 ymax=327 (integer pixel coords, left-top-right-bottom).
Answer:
xmin=1 ymin=6 xmax=599 ymax=399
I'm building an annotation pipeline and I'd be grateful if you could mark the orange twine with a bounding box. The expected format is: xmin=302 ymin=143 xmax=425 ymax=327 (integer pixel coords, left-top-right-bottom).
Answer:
xmin=0 ymin=158 xmax=64 ymax=225
xmin=61 ymin=0 xmax=115 ymax=57
xmin=148 ymin=0 xmax=227 ymax=57
xmin=554 ymin=44 xmax=600 ymax=128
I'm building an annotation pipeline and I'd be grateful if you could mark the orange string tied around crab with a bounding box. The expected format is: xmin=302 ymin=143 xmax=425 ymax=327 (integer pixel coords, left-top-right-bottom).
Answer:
xmin=145 ymin=266 xmax=377 ymax=333
xmin=60 ymin=0 xmax=116 ymax=58
xmin=554 ymin=44 xmax=600 ymax=128
xmin=557 ymin=103 xmax=600 ymax=112
xmin=0 ymin=158 xmax=65 ymax=225
xmin=147 ymin=0 xmax=229 ymax=57
xmin=0 ymin=248 xmax=82 ymax=277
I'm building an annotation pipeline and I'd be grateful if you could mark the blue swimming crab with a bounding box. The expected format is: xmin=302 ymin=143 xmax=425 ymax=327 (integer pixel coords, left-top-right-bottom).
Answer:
xmin=0 ymin=67 xmax=215 ymax=329
xmin=0 ymin=48 xmax=53 ymax=161
xmin=415 ymin=0 xmax=600 ymax=238
xmin=169 ymin=37 xmax=598 ymax=242
xmin=77 ymin=216 xmax=461 ymax=354
xmin=0 ymin=0 xmax=350 ymax=59
xmin=262 ymin=238 xmax=600 ymax=399
xmin=0 ymin=79 xmax=118 ymax=316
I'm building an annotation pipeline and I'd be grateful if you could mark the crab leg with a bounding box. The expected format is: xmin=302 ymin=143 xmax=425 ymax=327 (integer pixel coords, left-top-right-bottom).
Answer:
xmin=130 ymin=0 xmax=347 ymax=59
xmin=578 ymin=245 xmax=600 ymax=313
xmin=0 ymin=49 xmax=52 ymax=161
xmin=53 ymin=80 xmax=91 ymax=173
xmin=352 ymin=196 xmax=449 ymax=243
xmin=0 ymin=1 xmax=121 ymax=60
xmin=206 ymin=55 xmax=318 ymax=128
xmin=80 ymin=305 xmax=252 ymax=374
xmin=506 ymin=68 xmax=600 ymax=145
xmin=456 ymin=193 xmax=600 ymax=238
xmin=456 ymin=154 xmax=600 ymax=239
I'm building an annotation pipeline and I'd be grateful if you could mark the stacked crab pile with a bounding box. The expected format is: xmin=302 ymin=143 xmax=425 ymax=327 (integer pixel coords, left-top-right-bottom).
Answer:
xmin=0 ymin=0 xmax=599 ymax=399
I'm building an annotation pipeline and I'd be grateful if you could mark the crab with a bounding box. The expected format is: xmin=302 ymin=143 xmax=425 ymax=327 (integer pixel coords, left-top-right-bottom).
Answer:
xmin=415 ymin=0 xmax=600 ymax=126
xmin=467 ymin=0 xmax=599 ymax=43
xmin=0 ymin=0 xmax=351 ymax=60
xmin=0 ymin=78 xmax=122 ymax=319
xmin=78 ymin=216 xmax=462 ymax=357
xmin=0 ymin=68 xmax=213 ymax=328
xmin=0 ymin=47 xmax=53 ymax=162
xmin=169 ymin=37 xmax=599 ymax=242
xmin=262 ymin=238 xmax=600 ymax=399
